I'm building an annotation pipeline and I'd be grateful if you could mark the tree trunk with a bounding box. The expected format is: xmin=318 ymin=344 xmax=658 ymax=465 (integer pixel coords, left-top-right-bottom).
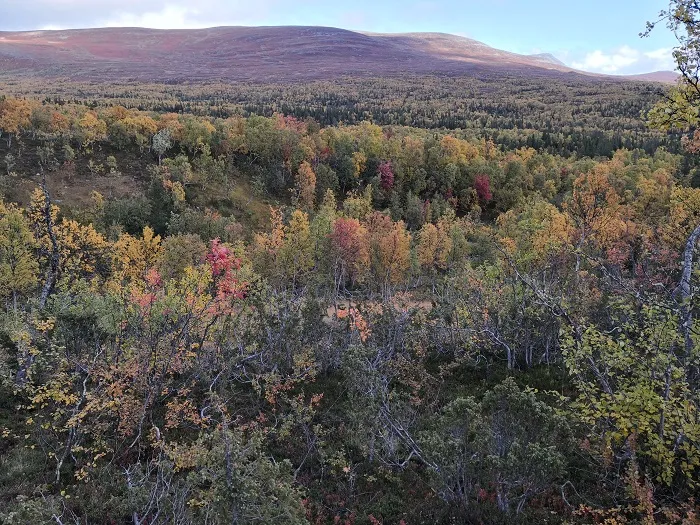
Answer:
xmin=676 ymin=222 xmax=700 ymax=354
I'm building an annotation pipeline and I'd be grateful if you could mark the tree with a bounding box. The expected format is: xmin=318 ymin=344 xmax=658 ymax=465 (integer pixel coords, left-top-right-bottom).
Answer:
xmin=417 ymin=223 xmax=439 ymax=271
xmin=417 ymin=220 xmax=452 ymax=284
xmin=251 ymin=207 xmax=285 ymax=275
xmin=152 ymin=128 xmax=173 ymax=165
xmin=378 ymin=160 xmax=395 ymax=191
xmin=562 ymin=301 xmax=700 ymax=490
xmin=419 ymin=379 xmax=570 ymax=516
xmin=279 ymin=210 xmax=314 ymax=288
xmin=365 ymin=212 xmax=411 ymax=297
xmin=646 ymin=2 xmax=700 ymax=135
xmin=110 ymin=226 xmax=163 ymax=288
xmin=311 ymin=189 xmax=337 ymax=253
xmin=342 ymin=185 xmax=373 ymax=220
xmin=158 ymin=233 xmax=206 ymax=280
xmin=180 ymin=116 xmax=216 ymax=154
xmin=564 ymin=167 xmax=626 ymax=272
xmin=165 ymin=426 xmax=308 ymax=524
xmin=329 ymin=217 xmax=369 ymax=293
xmin=474 ymin=174 xmax=493 ymax=204
xmin=294 ymin=161 xmax=317 ymax=211
xmin=77 ymin=111 xmax=107 ymax=150
xmin=0 ymin=202 xmax=38 ymax=309
xmin=0 ymin=97 xmax=32 ymax=147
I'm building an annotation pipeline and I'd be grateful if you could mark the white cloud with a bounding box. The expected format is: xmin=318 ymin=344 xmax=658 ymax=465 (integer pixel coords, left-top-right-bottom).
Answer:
xmin=1 ymin=0 xmax=291 ymax=31
xmin=571 ymin=45 xmax=675 ymax=74
xmin=645 ymin=47 xmax=673 ymax=61
xmin=101 ymin=6 xmax=204 ymax=29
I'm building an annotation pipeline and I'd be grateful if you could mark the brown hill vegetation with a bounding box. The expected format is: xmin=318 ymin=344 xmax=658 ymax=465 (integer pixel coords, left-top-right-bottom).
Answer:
xmin=0 ymin=25 xmax=672 ymax=83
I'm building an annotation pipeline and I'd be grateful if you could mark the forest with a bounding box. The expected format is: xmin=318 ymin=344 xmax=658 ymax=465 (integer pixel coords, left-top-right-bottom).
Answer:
xmin=0 ymin=71 xmax=681 ymax=159
xmin=1 ymin=3 xmax=700 ymax=525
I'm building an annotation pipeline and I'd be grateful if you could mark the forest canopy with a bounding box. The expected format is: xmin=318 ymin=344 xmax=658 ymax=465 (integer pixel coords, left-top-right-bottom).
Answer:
xmin=0 ymin=71 xmax=679 ymax=158
xmin=0 ymin=6 xmax=699 ymax=523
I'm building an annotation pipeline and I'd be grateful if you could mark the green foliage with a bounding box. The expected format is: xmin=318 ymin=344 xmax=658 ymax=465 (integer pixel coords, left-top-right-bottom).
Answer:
xmin=0 ymin=204 xmax=38 ymax=304
xmin=100 ymin=195 xmax=153 ymax=235
xmin=420 ymin=379 xmax=571 ymax=516
xmin=166 ymin=428 xmax=308 ymax=525
xmin=562 ymin=302 xmax=700 ymax=488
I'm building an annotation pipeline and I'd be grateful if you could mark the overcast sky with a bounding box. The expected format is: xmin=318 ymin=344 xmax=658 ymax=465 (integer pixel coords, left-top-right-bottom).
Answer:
xmin=0 ymin=0 xmax=679 ymax=75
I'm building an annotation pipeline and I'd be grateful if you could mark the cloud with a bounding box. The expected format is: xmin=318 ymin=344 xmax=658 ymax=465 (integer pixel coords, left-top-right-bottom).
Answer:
xmin=1 ymin=0 xmax=292 ymax=31
xmin=101 ymin=6 xmax=203 ymax=29
xmin=571 ymin=45 xmax=675 ymax=74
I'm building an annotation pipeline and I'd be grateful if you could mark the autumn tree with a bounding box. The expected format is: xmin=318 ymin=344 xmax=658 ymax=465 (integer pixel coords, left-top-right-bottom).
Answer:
xmin=294 ymin=160 xmax=317 ymax=211
xmin=365 ymin=212 xmax=411 ymax=297
xmin=378 ymin=160 xmax=395 ymax=191
xmin=0 ymin=202 xmax=38 ymax=309
xmin=329 ymin=217 xmax=369 ymax=295
xmin=110 ymin=226 xmax=163 ymax=288
xmin=562 ymin=301 xmax=700 ymax=494
xmin=342 ymin=185 xmax=373 ymax=220
xmin=564 ymin=167 xmax=627 ymax=273
xmin=0 ymin=97 xmax=32 ymax=147
xmin=77 ymin=110 xmax=108 ymax=150
xmin=251 ymin=207 xmax=285 ymax=276
xmin=417 ymin=219 xmax=453 ymax=276
xmin=279 ymin=209 xmax=314 ymax=288
xmin=474 ymin=174 xmax=493 ymax=204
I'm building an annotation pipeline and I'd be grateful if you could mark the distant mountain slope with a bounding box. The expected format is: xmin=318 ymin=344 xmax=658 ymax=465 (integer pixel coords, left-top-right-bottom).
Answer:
xmin=528 ymin=53 xmax=568 ymax=67
xmin=360 ymin=32 xmax=574 ymax=71
xmin=621 ymin=71 xmax=678 ymax=83
xmin=0 ymin=26 xmax=670 ymax=83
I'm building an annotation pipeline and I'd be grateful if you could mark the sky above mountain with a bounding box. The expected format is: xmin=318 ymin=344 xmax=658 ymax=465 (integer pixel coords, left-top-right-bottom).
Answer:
xmin=0 ymin=0 xmax=678 ymax=75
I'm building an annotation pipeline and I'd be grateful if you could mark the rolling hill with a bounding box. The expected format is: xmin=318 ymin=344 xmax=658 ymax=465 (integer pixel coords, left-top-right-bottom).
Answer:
xmin=0 ymin=25 xmax=675 ymax=83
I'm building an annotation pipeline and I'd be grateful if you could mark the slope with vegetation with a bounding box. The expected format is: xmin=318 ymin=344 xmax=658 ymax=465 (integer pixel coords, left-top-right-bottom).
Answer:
xmin=0 ymin=26 xmax=587 ymax=81
xmin=0 ymin=72 xmax=679 ymax=160
xmin=0 ymin=3 xmax=699 ymax=524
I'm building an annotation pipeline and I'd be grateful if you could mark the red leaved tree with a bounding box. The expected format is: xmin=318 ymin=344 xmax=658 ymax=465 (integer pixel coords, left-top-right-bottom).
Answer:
xmin=474 ymin=174 xmax=493 ymax=203
xmin=378 ymin=161 xmax=395 ymax=191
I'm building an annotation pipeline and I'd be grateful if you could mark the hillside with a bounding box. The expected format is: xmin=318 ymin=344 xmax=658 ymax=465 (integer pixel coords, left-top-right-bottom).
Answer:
xmin=0 ymin=90 xmax=698 ymax=524
xmin=0 ymin=25 xmax=670 ymax=82
xmin=622 ymin=70 xmax=679 ymax=83
xmin=2 ymin=9 xmax=700 ymax=524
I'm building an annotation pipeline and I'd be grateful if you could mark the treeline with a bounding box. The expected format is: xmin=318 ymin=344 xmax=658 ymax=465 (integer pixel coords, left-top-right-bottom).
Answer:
xmin=0 ymin=94 xmax=699 ymax=524
xmin=0 ymin=72 xmax=678 ymax=157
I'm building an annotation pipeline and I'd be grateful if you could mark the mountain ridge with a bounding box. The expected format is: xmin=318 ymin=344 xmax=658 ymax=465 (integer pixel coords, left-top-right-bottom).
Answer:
xmin=0 ymin=25 xmax=676 ymax=83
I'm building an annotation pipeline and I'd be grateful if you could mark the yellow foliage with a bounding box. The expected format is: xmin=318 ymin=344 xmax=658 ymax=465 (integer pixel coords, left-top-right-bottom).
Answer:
xmin=352 ymin=151 xmax=367 ymax=179
xmin=78 ymin=111 xmax=107 ymax=147
xmin=295 ymin=161 xmax=316 ymax=211
xmin=0 ymin=97 xmax=33 ymax=140
xmin=417 ymin=221 xmax=453 ymax=271
xmin=280 ymin=209 xmax=314 ymax=282
xmin=110 ymin=226 xmax=163 ymax=288
xmin=56 ymin=219 xmax=108 ymax=280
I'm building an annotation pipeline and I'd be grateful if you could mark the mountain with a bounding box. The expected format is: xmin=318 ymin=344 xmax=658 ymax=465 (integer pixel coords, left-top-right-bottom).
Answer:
xmin=528 ymin=53 xmax=568 ymax=68
xmin=0 ymin=26 xmax=671 ymax=84
xmin=0 ymin=26 xmax=574 ymax=82
xmin=621 ymin=71 xmax=678 ymax=83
